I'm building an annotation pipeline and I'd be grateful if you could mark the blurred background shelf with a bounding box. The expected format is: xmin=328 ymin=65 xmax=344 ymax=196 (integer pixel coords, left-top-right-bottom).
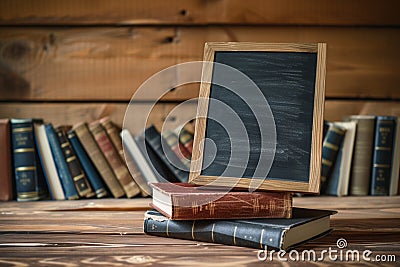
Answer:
xmin=0 ymin=0 xmax=399 ymax=136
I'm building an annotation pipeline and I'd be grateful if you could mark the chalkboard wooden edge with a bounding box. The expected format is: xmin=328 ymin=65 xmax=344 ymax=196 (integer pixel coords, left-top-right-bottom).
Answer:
xmin=308 ymin=43 xmax=327 ymax=193
xmin=188 ymin=42 xmax=214 ymax=182
xmin=189 ymin=42 xmax=326 ymax=194
xmin=192 ymin=176 xmax=310 ymax=193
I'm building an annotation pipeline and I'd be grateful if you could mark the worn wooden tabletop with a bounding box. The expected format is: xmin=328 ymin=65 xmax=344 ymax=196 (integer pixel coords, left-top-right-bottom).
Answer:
xmin=0 ymin=196 xmax=399 ymax=266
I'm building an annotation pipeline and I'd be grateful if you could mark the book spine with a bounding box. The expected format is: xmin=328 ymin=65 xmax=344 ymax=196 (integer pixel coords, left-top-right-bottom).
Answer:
xmin=145 ymin=126 xmax=189 ymax=183
xmin=144 ymin=213 xmax=284 ymax=250
xmin=320 ymin=124 xmax=346 ymax=194
xmin=176 ymin=127 xmax=194 ymax=155
xmin=67 ymin=130 xmax=108 ymax=198
xmin=34 ymin=124 xmax=65 ymax=200
xmin=90 ymin=122 xmax=140 ymax=198
xmin=390 ymin=118 xmax=400 ymax=195
xmin=171 ymin=192 xmax=292 ymax=220
xmin=0 ymin=119 xmax=14 ymax=201
xmin=370 ymin=117 xmax=396 ymax=196
xmin=11 ymin=119 xmax=47 ymax=201
xmin=349 ymin=117 xmax=375 ymax=195
xmin=101 ymin=119 xmax=148 ymax=196
xmin=55 ymin=127 xmax=94 ymax=198
xmin=326 ymin=146 xmax=343 ymax=196
xmin=99 ymin=118 xmax=124 ymax=160
xmin=163 ymin=131 xmax=191 ymax=169
xmin=102 ymin=120 xmax=151 ymax=196
xmin=135 ymin=133 xmax=175 ymax=183
xmin=74 ymin=123 xmax=125 ymax=198
xmin=45 ymin=124 xmax=79 ymax=200
xmin=121 ymin=129 xmax=157 ymax=195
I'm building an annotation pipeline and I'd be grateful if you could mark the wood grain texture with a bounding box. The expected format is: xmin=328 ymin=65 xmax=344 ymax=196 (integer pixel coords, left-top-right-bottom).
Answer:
xmin=309 ymin=43 xmax=326 ymax=193
xmin=189 ymin=43 xmax=214 ymax=183
xmin=0 ymin=196 xmax=399 ymax=266
xmin=324 ymin=101 xmax=400 ymax=121
xmin=1 ymin=27 xmax=400 ymax=100
xmin=192 ymin=176 xmax=311 ymax=193
xmin=0 ymin=102 xmax=198 ymax=136
xmin=204 ymin=42 xmax=318 ymax=52
xmin=0 ymin=0 xmax=399 ymax=26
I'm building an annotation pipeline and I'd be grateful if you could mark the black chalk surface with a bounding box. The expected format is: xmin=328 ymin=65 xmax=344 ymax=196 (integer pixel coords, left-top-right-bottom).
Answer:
xmin=201 ymin=51 xmax=317 ymax=182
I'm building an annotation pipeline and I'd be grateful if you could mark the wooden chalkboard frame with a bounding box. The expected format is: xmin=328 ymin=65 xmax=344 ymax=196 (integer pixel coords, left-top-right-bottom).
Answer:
xmin=189 ymin=42 xmax=326 ymax=193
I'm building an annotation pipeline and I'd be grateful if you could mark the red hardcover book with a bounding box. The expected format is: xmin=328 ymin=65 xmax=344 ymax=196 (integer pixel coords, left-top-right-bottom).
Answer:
xmin=163 ymin=131 xmax=191 ymax=168
xmin=90 ymin=122 xmax=141 ymax=198
xmin=150 ymin=183 xmax=292 ymax=220
xmin=0 ymin=119 xmax=14 ymax=201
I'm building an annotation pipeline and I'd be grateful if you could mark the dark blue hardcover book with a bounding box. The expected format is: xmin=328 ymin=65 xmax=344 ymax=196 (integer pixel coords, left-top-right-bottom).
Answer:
xmin=325 ymin=121 xmax=357 ymax=196
xmin=10 ymin=119 xmax=48 ymax=201
xmin=326 ymin=148 xmax=343 ymax=196
xmin=145 ymin=125 xmax=189 ymax=183
xmin=370 ymin=116 xmax=396 ymax=196
xmin=323 ymin=120 xmax=330 ymax=139
xmin=320 ymin=124 xmax=346 ymax=194
xmin=67 ymin=129 xmax=108 ymax=198
xmin=55 ymin=127 xmax=94 ymax=198
xmin=45 ymin=124 xmax=79 ymax=200
xmin=144 ymin=208 xmax=336 ymax=251
xmin=135 ymin=133 xmax=176 ymax=183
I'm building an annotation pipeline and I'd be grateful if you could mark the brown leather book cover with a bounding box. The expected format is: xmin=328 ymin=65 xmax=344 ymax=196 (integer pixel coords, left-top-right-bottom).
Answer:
xmin=100 ymin=117 xmax=148 ymax=197
xmin=90 ymin=121 xmax=140 ymax=198
xmin=151 ymin=183 xmax=292 ymax=220
xmin=0 ymin=119 xmax=14 ymax=201
xmin=74 ymin=123 xmax=125 ymax=198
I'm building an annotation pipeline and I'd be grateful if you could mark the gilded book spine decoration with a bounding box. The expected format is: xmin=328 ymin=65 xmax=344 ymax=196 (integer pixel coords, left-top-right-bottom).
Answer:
xmin=67 ymin=130 xmax=108 ymax=198
xmin=45 ymin=124 xmax=79 ymax=200
xmin=74 ymin=123 xmax=125 ymax=198
xmin=90 ymin=122 xmax=140 ymax=198
xmin=370 ymin=117 xmax=396 ymax=196
xmin=55 ymin=127 xmax=94 ymax=198
xmin=11 ymin=119 xmax=48 ymax=201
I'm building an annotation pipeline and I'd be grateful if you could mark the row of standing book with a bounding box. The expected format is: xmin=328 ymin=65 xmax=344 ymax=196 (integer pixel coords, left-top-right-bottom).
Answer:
xmin=0 ymin=116 xmax=337 ymax=251
xmin=320 ymin=115 xmax=400 ymax=196
xmin=0 ymin=117 xmax=195 ymax=201
xmin=2 ymin=114 xmax=398 ymax=201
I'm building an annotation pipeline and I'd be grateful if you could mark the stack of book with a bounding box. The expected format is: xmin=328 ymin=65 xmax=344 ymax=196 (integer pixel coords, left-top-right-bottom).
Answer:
xmin=320 ymin=115 xmax=400 ymax=196
xmin=0 ymin=117 xmax=195 ymax=201
xmin=144 ymin=183 xmax=336 ymax=250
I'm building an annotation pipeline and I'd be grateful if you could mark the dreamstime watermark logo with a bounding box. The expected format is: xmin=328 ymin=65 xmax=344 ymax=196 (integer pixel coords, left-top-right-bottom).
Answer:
xmin=257 ymin=238 xmax=396 ymax=263
xmin=122 ymin=61 xmax=277 ymax=203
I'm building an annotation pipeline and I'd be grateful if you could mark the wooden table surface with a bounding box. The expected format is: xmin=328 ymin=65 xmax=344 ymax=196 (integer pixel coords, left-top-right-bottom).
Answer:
xmin=0 ymin=196 xmax=399 ymax=266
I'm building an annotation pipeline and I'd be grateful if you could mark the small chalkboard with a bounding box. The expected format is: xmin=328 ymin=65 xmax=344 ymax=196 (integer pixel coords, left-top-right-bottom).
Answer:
xmin=189 ymin=42 xmax=326 ymax=193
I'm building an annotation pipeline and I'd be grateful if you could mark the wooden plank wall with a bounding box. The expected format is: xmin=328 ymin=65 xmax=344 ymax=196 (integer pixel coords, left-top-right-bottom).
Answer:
xmin=0 ymin=0 xmax=399 ymax=134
